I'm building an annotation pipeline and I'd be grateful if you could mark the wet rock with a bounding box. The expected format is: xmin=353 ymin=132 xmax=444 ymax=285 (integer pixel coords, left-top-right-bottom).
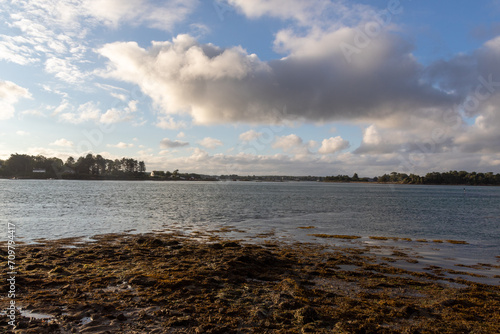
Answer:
xmin=400 ymin=305 xmax=418 ymax=317
xmin=128 ymin=275 xmax=157 ymax=287
xmin=440 ymin=299 xmax=476 ymax=307
xmin=117 ymin=254 xmax=131 ymax=261
xmin=279 ymin=299 xmax=303 ymax=310
xmin=47 ymin=322 xmax=60 ymax=331
xmin=440 ymin=299 xmax=459 ymax=307
xmin=136 ymin=237 xmax=147 ymax=245
xmin=234 ymin=255 xmax=252 ymax=263
xmin=250 ymin=306 xmax=269 ymax=320
xmin=209 ymin=243 xmax=224 ymax=250
xmin=166 ymin=315 xmax=192 ymax=327
xmin=294 ymin=306 xmax=318 ymax=324
xmin=164 ymin=240 xmax=180 ymax=246
xmin=16 ymin=320 xmax=29 ymax=329
xmin=277 ymin=278 xmax=301 ymax=295
xmin=148 ymin=238 xmax=164 ymax=247
xmin=135 ymin=236 xmax=165 ymax=248
xmin=222 ymin=241 xmax=240 ymax=248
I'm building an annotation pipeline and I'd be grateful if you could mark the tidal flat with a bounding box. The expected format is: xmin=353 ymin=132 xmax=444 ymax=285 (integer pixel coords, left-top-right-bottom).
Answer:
xmin=1 ymin=233 xmax=499 ymax=333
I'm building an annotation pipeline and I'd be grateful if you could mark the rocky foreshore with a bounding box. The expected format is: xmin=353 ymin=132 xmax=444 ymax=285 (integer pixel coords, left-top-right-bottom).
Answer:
xmin=1 ymin=233 xmax=499 ymax=333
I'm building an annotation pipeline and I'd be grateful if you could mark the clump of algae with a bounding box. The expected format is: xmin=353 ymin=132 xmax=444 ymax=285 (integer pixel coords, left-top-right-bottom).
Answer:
xmin=308 ymin=234 xmax=361 ymax=239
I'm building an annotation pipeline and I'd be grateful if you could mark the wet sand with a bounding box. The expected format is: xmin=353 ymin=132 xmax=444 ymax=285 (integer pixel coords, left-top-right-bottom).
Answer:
xmin=1 ymin=232 xmax=499 ymax=333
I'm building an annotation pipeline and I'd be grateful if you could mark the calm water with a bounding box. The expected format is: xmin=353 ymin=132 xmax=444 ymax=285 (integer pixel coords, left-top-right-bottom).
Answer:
xmin=1 ymin=180 xmax=499 ymax=260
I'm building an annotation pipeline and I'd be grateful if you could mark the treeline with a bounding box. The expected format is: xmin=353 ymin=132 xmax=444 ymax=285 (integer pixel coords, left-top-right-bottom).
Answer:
xmin=324 ymin=173 xmax=371 ymax=183
xmin=0 ymin=153 xmax=146 ymax=179
xmin=377 ymin=171 xmax=500 ymax=185
xmin=150 ymin=170 xmax=215 ymax=181
xmin=325 ymin=171 xmax=500 ymax=185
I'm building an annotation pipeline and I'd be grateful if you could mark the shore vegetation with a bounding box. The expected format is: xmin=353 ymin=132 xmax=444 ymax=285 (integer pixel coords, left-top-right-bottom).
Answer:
xmin=2 ymin=153 xmax=500 ymax=185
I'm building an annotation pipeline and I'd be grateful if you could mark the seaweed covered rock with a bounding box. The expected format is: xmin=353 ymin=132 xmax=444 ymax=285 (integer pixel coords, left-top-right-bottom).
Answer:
xmin=1 ymin=233 xmax=498 ymax=333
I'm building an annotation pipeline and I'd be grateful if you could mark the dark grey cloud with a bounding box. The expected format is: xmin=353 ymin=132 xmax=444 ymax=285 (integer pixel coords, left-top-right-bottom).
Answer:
xmin=424 ymin=37 xmax=500 ymax=115
xmin=160 ymin=138 xmax=189 ymax=149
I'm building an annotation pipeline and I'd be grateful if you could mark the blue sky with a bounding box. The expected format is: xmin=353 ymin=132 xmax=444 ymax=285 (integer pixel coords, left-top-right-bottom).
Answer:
xmin=1 ymin=0 xmax=500 ymax=176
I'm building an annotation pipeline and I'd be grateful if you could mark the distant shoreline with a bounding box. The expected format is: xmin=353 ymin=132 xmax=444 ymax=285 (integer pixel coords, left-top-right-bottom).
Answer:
xmin=2 ymin=176 xmax=499 ymax=186
xmin=2 ymin=153 xmax=499 ymax=185
xmin=323 ymin=180 xmax=500 ymax=187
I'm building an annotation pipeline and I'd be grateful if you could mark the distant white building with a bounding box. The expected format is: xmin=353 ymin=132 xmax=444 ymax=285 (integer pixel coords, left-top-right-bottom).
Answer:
xmin=33 ymin=169 xmax=46 ymax=173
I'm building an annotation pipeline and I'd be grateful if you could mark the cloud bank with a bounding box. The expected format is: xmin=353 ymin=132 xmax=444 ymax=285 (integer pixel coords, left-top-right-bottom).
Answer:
xmin=98 ymin=31 xmax=459 ymax=126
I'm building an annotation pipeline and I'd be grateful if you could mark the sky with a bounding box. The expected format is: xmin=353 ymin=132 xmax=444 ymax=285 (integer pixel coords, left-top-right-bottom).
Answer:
xmin=1 ymin=0 xmax=500 ymax=176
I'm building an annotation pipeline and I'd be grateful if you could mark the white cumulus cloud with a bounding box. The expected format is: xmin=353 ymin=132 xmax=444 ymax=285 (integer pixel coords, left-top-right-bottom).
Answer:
xmin=273 ymin=134 xmax=316 ymax=157
xmin=239 ymin=129 xmax=263 ymax=142
xmin=273 ymin=134 xmax=303 ymax=151
xmin=50 ymin=138 xmax=74 ymax=147
xmin=107 ymin=142 xmax=134 ymax=149
xmin=318 ymin=136 xmax=349 ymax=154
xmin=198 ymin=137 xmax=223 ymax=149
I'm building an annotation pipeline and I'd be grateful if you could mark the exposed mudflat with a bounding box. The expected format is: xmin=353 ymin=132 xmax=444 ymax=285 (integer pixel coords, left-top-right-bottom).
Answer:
xmin=1 ymin=233 xmax=499 ymax=333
